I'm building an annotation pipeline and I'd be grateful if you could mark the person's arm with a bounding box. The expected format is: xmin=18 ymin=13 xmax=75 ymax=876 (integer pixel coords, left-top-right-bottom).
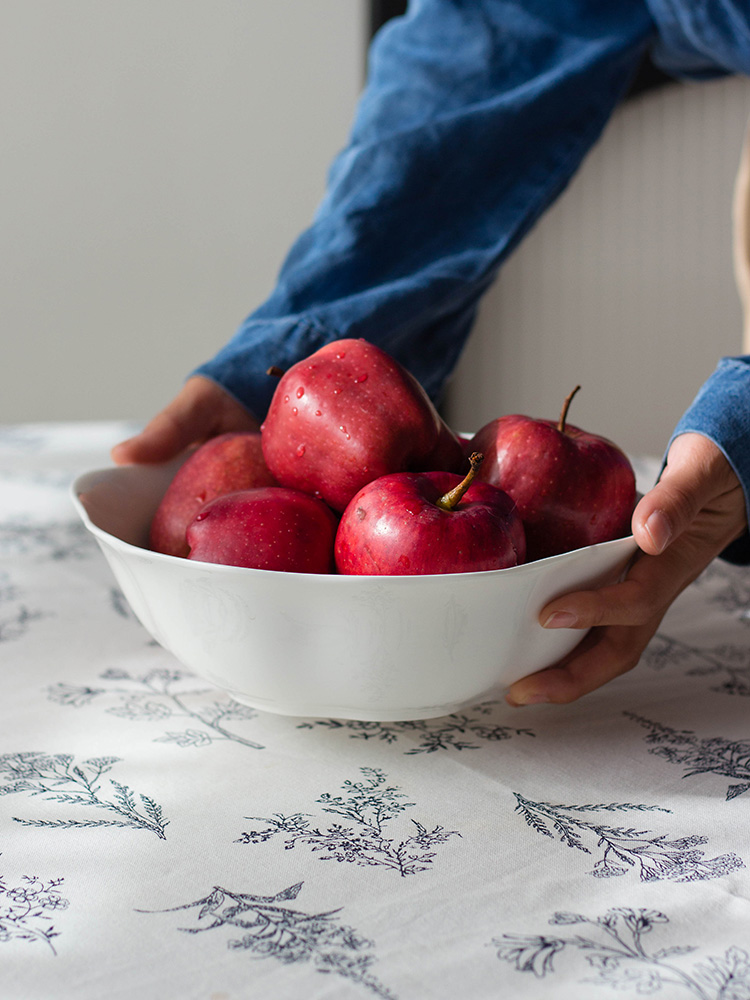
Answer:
xmin=114 ymin=0 xmax=655 ymax=464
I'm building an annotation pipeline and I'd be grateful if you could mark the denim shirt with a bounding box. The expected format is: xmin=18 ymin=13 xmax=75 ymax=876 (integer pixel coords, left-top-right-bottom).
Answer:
xmin=194 ymin=0 xmax=750 ymax=553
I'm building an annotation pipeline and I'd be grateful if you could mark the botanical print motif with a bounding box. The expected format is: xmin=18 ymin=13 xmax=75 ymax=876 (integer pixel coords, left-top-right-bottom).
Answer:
xmin=297 ymin=702 xmax=535 ymax=753
xmin=140 ymin=880 xmax=397 ymax=999
xmin=513 ymin=794 xmax=743 ymax=881
xmin=0 ymin=864 xmax=69 ymax=955
xmin=48 ymin=667 xmax=265 ymax=751
xmin=237 ymin=767 xmax=460 ymax=877
xmin=0 ymin=752 xmax=168 ymax=838
xmin=109 ymin=586 xmax=145 ymax=622
xmin=494 ymin=907 xmax=750 ymax=999
xmin=695 ymin=559 xmax=750 ymax=625
xmin=0 ymin=519 xmax=92 ymax=560
xmin=643 ymin=633 xmax=750 ymax=698
xmin=0 ymin=571 xmax=44 ymax=643
xmin=627 ymin=713 xmax=750 ymax=801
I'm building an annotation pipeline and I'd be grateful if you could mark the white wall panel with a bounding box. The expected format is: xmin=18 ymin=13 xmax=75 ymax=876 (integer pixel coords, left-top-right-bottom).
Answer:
xmin=446 ymin=75 xmax=750 ymax=457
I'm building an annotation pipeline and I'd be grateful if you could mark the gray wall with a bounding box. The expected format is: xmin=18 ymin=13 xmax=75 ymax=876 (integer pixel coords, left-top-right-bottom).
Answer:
xmin=445 ymin=75 xmax=750 ymax=457
xmin=1 ymin=1 xmax=365 ymax=424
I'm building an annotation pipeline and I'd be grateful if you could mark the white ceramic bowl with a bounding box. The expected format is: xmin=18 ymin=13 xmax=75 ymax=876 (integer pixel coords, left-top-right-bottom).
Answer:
xmin=71 ymin=461 xmax=637 ymax=721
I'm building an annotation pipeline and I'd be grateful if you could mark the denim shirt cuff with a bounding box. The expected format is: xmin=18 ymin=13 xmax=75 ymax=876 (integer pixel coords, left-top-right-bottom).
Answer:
xmin=667 ymin=356 xmax=750 ymax=564
xmin=191 ymin=317 xmax=339 ymax=423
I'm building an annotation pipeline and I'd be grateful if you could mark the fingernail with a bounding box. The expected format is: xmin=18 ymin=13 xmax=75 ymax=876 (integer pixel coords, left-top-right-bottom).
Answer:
xmin=645 ymin=510 xmax=672 ymax=553
xmin=506 ymin=691 xmax=550 ymax=707
xmin=542 ymin=611 xmax=578 ymax=629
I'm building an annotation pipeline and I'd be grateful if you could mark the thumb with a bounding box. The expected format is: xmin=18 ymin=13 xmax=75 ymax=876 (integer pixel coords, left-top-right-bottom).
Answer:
xmin=632 ymin=433 xmax=734 ymax=555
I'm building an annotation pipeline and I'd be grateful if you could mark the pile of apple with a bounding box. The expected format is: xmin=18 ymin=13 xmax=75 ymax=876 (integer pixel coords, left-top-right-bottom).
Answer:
xmin=149 ymin=338 xmax=636 ymax=575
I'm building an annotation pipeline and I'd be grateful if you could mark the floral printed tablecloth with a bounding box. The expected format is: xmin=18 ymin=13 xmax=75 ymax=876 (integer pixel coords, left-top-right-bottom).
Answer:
xmin=3 ymin=421 xmax=750 ymax=1000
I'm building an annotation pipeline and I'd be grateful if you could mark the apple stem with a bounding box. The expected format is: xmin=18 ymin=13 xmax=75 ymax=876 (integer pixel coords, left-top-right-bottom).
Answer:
xmin=435 ymin=452 xmax=484 ymax=511
xmin=267 ymin=366 xmax=286 ymax=378
xmin=558 ymin=385 xmax=581 ymax=434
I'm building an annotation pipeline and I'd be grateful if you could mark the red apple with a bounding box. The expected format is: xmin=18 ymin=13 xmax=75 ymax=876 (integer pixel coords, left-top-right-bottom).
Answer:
xmin=335 ymin=453 xmax=526 ymax=575
xmin=468 ymin=387 xmax=636 ymax=560
xmin=261 ymin=338 xmax=464 ymax=512
xmin=150 ymin=432 xmax=278 ymax=557
xmin=186 ymin=487 xmax=338 ymax=573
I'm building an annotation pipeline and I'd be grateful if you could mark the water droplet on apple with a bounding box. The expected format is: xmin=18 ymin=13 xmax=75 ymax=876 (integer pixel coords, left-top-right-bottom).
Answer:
xmin=296 ymin=444 xmax=306 ymax=457
xmin=194 ymin=510 xmax=209 ymax=522
xmin=332 ymin=387 xmax=341 ymax=394
xmin=296 ymin=386 xmax=305 ymax=398
xmin=353 ymin=373 xmax=368 ymax=384
xmin=336 ymin=351 xmax=346 ymax=359
xmin=339 ymin=425 xmax=350 ymax=439
xmin=283 ymin=394 xmax=290 ymax=404
xmin=292 ymin=407 xmax=298 ymax=415
xmin=314 ymin=409 xmax=322 ymax=417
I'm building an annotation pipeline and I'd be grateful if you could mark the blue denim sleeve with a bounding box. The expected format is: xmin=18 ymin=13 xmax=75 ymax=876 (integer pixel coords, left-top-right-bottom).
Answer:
xmin=193 ymin=0 xmax=655 ymax=420
xmin=668 ymin=357 xmax=750 ymax=564
xmin=645 ymin=0 xmax=750 ymax=78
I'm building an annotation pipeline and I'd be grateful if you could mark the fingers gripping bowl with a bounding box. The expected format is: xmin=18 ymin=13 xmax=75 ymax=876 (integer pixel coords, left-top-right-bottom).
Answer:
xmin=71 ymin=459 xmax=637 ymax=721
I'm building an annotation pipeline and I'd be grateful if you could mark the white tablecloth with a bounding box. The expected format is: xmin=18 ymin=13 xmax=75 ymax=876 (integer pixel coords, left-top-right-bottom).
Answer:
xmin=3 ymin=422 xmax=750 ymax=1000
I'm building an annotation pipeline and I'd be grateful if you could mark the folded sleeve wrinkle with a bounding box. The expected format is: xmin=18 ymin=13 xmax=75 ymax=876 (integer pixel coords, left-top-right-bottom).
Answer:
xmin=645 ymin=0 xmax=750 ymax=77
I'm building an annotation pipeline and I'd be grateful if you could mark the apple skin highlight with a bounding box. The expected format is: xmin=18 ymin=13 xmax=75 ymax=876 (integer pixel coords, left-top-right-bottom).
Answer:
xmin=469 ymin=390 xmax=636 ymax=561
xmin=260 ymin=338 xmax=464 ymax=513
xmin=186 ymin=487 xmax=339 ymax=574
xmin=335 ymin=464 xmax=526 ymax=576
xmin=149 ymin=432 xmax=277 ymax=558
